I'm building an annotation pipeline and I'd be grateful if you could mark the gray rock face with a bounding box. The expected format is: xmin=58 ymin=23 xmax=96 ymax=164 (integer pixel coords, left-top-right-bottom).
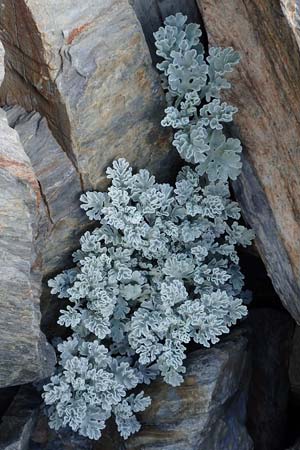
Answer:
xmin=197 ymin=0 xmax=300 ymax=323
xmin=0 ymin=109 xmax=56 ymax=388
xmin=0 ymin=386 xmax=40 ymax=450
xmin=97 ymin=330 xmax=253 ymax=450
xmin=247 ymin=309 xmax=294 ymax=450
xmin=0 ymin=0 xmax=174 ymax=192
xmin=4 ymin=105 xmax=88 ymax=276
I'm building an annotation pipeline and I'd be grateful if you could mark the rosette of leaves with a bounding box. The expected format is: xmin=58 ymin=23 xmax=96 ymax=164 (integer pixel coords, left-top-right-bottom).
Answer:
xmin=43 ymin=13 xmax=254 ymax=441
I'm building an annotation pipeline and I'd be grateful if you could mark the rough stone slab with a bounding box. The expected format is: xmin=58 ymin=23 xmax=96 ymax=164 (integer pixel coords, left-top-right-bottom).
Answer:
xmin=0 ymin=0 xmax=175 ymax=191
xmin=4 ymin=105 xmax=88 ymax=276
xmin=197 ymin=0 xmax=300 ymax=323
xmin=95 ymin=330 xmax=253 ymax=450
xmin=247 ymin=309 xmax=294 ymax=450
xmin=0 ymin=109 xmax=56 ymax=387
xmin=0 ymin=385 xmax=40 ymax=450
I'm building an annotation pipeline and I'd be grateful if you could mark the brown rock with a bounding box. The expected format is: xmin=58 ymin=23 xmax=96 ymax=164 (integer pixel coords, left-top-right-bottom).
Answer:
xmin=197 ymin=0 xmax=300 ymax=322
xmin=0 ymin=109 xmax=55 ymax=387
xmin=0 ymin=0 xmax=174 ymax=191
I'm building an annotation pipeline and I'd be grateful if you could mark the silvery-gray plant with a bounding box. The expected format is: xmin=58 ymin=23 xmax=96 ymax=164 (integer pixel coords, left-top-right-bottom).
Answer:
xmin=43 ymin=13 xmax=254 ymax=441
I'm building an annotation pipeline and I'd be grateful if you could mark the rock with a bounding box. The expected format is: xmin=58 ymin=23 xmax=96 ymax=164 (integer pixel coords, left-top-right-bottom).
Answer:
xmin=95 ymin=330 xmax=253 ymax=450
xmin=4 ymin=105 xmax=88 ymax=276
xmin=0 ymin=0 xmax=175 ymax=191
xmin=197 ymin=0 xmax=300 ymax=323
xmin=0 ymin=109 xmax=56 ymax=387
xmin=0 ymin=385 xmax=40 ymax=450
xmin=247 ymin=309 xmax=294 ymax=450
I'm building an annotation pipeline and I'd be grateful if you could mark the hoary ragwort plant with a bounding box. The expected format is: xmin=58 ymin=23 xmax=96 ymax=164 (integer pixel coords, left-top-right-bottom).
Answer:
xmin=43 ymin=13 xmax=254 ymax=441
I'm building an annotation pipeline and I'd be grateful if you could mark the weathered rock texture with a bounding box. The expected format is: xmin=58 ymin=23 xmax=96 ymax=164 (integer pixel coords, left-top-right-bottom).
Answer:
xmin=247 ymin=309 xmax=294 ymax=450
xmin=0 ymin=386 xmax=40 ymax=450
xmin=4 ymin=105 xmax=88 ymax=276
xmin=0 ymin=0 xmax=174 ymax=191
xmin=95 ymin=330 xmax=253 ymax=450
xmin=197 ymin=0 xmax=300 ymax=323
xmin=0 ymin=109 xmax=56 ymax=387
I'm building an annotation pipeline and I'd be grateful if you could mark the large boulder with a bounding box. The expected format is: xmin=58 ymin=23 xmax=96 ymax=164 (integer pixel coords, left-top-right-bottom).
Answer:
xmin=94 ymin=330 xmax=253 ymax=450
xmin=197 ymin=0 xmax=300 ymax=323
xmin=4 ymin=105 xmax=87 ymax=276
xmin=0 ymin=0 xmax=174 ymax=191
xmin=0 ymin=109 xmax=56 ymax=387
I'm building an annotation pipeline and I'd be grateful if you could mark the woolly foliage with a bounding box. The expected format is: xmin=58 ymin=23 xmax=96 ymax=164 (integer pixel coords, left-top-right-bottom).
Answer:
xmin=43 ymin=13 xmax=254 ymax=441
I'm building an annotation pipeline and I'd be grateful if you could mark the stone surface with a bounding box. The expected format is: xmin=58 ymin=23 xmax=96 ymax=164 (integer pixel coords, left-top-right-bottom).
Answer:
xmin=247 ymin=309 xmax=294 ymax=450
xmin=0 ymin=385 xmax=40 ymax=450
xmin=94 ymin=330 xmax=253 ymax=450
xmin=197 ymin=0 xmax=300 ymax=323
xmin=0 ymin=109 xmax=56 ymax=387
xmin=4 ymin=105 xmax=88 ymax=276
xmin=0 ymin=0 xmax=175 ymax=192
